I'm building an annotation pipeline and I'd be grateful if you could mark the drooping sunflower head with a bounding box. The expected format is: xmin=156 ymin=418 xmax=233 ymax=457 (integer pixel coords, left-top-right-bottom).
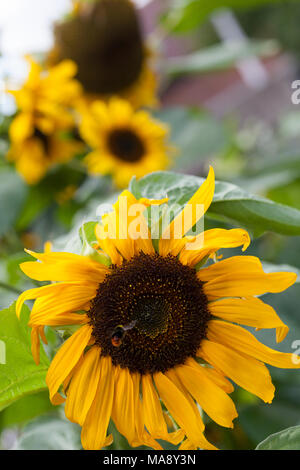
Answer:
xmin=51 ymin=0 xmax=156 ymax=108
xmin=17 ymin=168 xmax=299 ymax=450
xmin=79 ymin=97 xmax=171 ymax=187
xmin=7 ymin=58 xmax=83 ymax=184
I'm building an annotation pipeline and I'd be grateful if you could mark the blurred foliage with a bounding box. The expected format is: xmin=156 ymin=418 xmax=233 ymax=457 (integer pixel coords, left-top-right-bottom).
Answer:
xmin=161 ymin=0 xmax=300 ymax=34
xmin=163 ymin=40 xmax=279 ymax=76
xmin=1 ymin=0 xmax=300 ymax=451
xmin=238 ymin=1 xmax=300 ymax=60
xmin=0 ymin=391 xmax=55 ymax=431
xmin=12 ymin=416 xmax=81 ymax=450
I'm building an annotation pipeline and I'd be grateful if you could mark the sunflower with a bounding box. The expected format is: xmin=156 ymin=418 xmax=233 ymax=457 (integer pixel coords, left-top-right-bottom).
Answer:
xmin=7 ymin=58 xmax=83 ymax=184
xmin=79 ymin=97 xmax=171 ymax=188
xmin=50 ymin=0 xmax=157 ymax=108
xmin=17 ymin=167 xmax=299 ymax=450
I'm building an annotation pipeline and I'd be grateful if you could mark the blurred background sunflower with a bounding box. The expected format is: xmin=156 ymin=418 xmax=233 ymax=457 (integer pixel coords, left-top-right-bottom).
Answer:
xmin=7 ymin=58 xmax=83 ymax=184
xmin=79 ymin=97 xmax=171 ymax=187
xmin=49 ymin=0 xmax=157 ymax=108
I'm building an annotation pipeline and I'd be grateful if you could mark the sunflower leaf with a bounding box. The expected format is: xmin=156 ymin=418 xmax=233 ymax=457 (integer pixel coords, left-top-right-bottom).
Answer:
xmin=0 ymin=303 xmax=49 ymax=412
xmin=0 ymin=390 xmax=55 ymax=430
xmin=13 ymin=416 xmax=81 ymax=450
xmin=79 ymin=221 xmax=111 ymax=265
xmin=256 ymin=425 xmax=300 ymax=450
xmin=132 ymin=171 xmax=300 ymax=236
xmin=79 ymin=220 xmax=98 ymax=248
xmin=161 ymin=0 xmax=295 ymax=34
xmin=163 ymin=40 xmax=278 ymax=76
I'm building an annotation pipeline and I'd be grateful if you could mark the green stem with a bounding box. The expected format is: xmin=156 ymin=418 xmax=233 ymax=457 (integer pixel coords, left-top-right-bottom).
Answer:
xmin=0 ymin=282 xmax=22 ymax=295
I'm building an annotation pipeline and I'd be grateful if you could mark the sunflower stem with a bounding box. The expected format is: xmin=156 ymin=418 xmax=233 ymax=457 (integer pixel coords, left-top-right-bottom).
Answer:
xmin=0 ymin=282 xmax=22 ymax=295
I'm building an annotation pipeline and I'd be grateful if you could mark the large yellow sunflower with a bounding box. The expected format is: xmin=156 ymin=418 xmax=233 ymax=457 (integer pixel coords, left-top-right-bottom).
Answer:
xmin=79 ymin=97 xmax=171 ymax=188
xmin=50 ymin=0 xmax=157 ymax=109
xmin=17 ymin=167 xmax=299 ymax=450
xmin=7 ymin=58 xmax=83 ymax=184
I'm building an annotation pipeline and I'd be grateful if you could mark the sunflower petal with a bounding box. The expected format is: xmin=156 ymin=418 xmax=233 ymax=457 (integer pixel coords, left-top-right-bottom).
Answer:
xmin=209 ymin=297 xmax=289 ymax=342
xmin=203 ymin=268 xmax=296 ymax=300
xmin=65 ymin=346 xmax=102 ymax=426
xmin=29 ymin=283 xmax=97 ymax=322
xmin=30 ymin=326 xmax=41 ymax=365
xmin=142 ymin=375 xmax=184 ymax=445
xmin=111 ymin=367 xmax=145 ymax=448
xmin=159 ymin=167 xmax=215 ymax=257
xmin=199 ymin=339 xmax=275 ymax=403
xmin=20 ymin=250 xmax=109 ymax=283
xmin=95 ymin=190 xmax=154 ymax=263
xmin=154 ymin=372 xmax=216 ymax=450
xmin=29 ymin=313 xmax=88 ymax=327
xmin=165 ymin=368 xmax=205 ymax=432
xmin=207 ymin=320 xmax=300 ymax=369
xmin=201 ymin=366 xmax=234 ymax=394
xmin=179 ymin=228 xmax=250 ymax=266
xmin=174 ymin=359 xmax=238 ymax=428
xmin=16 ymin=283 xmax=78 ymax=318
xmin=199 ymin=256 xmax=262 ymax=282
xmin=179 ymin=439 xmax=199 ymax=450
xmin=132 ymin=373 xmax=163 ymax=450
xmin=46 ymin=324 xmax=92 ymax=404
xmin=81 ymin=356 xmax=115 ymax=450
xmin=9 ymin=112 xmax=33 ymax=142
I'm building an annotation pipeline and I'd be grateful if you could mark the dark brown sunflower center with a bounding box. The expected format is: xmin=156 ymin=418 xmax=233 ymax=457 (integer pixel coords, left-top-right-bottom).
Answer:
xmin=33 ymin=128 xmax=50 ymax=155
xmin=87 ymin=253 xmax=211 ymax=374
xmin=53 ymin=0 xmax=144 ymax=94
xmin=107 ymin=129 xmax=145 ymax=162
xmin=133 ymin=295 xmax=170 ymax=338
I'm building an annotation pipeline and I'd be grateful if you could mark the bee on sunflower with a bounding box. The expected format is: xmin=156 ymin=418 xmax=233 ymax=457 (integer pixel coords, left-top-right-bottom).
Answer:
xmin=49 ymin=0 xmax=157 ymax=109
xmin=7 ymin=58 xmax=83 ymax=185
xmin=79 ymin=97 xmax=171 ymax=188
xmin=17 ymin=167 xmax=299 ymax=450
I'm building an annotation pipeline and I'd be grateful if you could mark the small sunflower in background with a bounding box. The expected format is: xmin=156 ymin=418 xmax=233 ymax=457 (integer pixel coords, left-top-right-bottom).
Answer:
xmin=50 ymin=0 xmax=157 ymax=109
xmin=79 ymin=97 xmax=171 ymax=188
xmin=17 ymin=167 xmax=299 ymax=450
xmin=6 ymin=58 xmax=83 ymax=185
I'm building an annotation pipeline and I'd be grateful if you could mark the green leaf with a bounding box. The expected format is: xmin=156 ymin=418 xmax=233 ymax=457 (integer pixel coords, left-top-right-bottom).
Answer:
xmin=15 ymin=185 xmax=53 ymax=231
xmin=16 ymin=163 xmax=85 ymax=231
xmin=79 ymin=221 xmax=111 ymax=264
xmin=13 ymin=416 xmax=81 ymax=450
xmin=129 ymin=176 xmax=142 ymax=200
xmin=0 ymin=170 xmax=28 ymax=236
xmin=0 ymin=391 xmax=55 ymax=430
xmin=162 ymin=0 xmax=299 ymax=34
xmin=268 ymin=179 xmax=300 ymax=211
xmin=131 ymin=171 xmax=300 ymax=236
xmin=0 ymin=303 xmax=49 ymax=412
xmin=238 ymin=149 xmax=300 ymax=195
xmin=6 ymin=252 xmax=32 ymax=285
xmin=256 ymin=425 xmax=300 ymax=450
xmin=164 ymin=40 xmax=278 ymax=76
xmin=79 ymin=220 xmax=98 ymax=248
